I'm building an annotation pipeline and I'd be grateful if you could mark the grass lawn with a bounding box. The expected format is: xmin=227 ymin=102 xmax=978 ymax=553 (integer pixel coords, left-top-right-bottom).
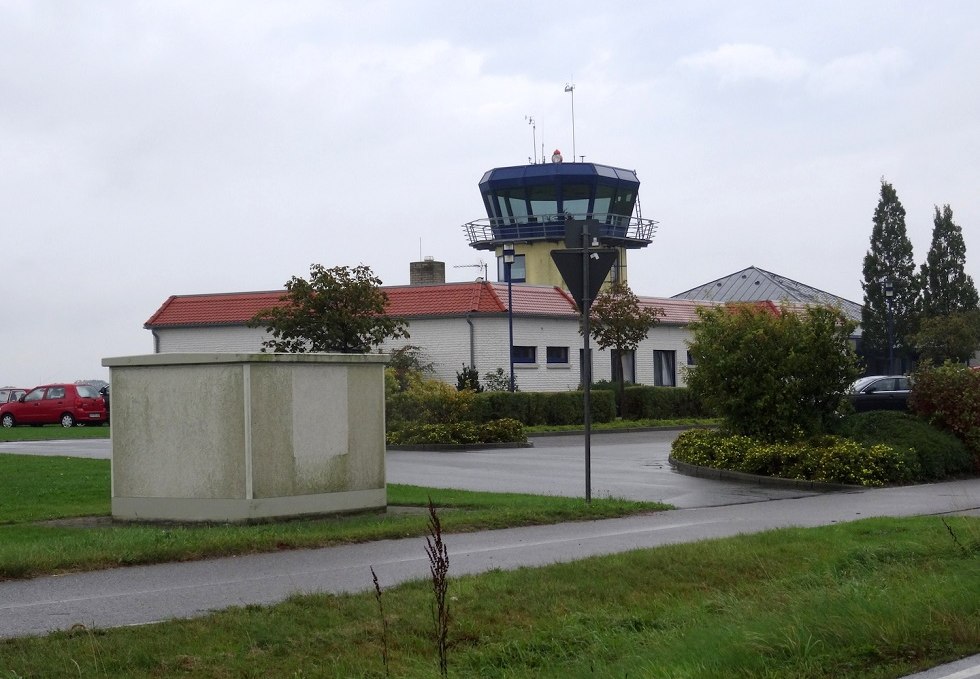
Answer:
xmin=0 ymin=424 xmax=110 ymax=442
xmin=0 ymin=515 xmax=977 ymax=678
xmin=0 ymin=454 xmax=667 ymax=580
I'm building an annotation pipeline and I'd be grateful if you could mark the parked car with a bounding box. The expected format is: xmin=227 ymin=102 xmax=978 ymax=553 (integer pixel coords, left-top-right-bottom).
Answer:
xmin=0 ymin=383 xmax=108 ymax=428
xmin=0 ymin=387 xmax=27 ymax=405
xmin=848 ymin=375 xmax=912 ymax=412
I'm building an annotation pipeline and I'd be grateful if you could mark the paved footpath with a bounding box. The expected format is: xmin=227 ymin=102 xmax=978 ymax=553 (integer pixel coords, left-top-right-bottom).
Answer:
xmin=1 ymin=478 xmax=977 ymax=640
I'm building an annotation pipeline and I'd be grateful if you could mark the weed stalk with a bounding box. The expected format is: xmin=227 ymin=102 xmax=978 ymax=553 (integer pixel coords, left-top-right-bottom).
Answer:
xmin=424 ymin=497 xmax=450 ymax=678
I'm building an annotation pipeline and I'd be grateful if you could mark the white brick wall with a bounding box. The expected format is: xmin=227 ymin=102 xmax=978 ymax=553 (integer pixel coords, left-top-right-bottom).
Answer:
xmin=155 ymin=316 xmax=695 ymax=392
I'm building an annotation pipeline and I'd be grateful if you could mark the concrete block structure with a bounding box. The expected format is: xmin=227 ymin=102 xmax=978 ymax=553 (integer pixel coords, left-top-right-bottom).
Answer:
xmin=102 ymin=352 xmax=388 ymax=522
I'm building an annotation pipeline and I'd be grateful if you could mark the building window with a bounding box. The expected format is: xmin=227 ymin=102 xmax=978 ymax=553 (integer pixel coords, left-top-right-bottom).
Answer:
xmin=546 ymin=346 xmax=569 ymax=364
xmin=512 ymin=345 xmax=536 ymax=364
xmin=654 ymin=350 xmax=676 ymax=387
xmin=498 ymin=254 xmax=526 ymax=283
xmin=687 ymin=351 xmax=696 ymax=366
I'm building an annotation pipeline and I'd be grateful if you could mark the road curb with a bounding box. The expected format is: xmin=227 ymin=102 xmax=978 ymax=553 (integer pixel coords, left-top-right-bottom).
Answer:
xmin=667 ymin=455 xmax=863 ymax=492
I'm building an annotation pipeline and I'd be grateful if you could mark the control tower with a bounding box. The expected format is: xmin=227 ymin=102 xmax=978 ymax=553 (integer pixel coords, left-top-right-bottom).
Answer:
xmin=462 ymin=153 xmax=657 ymax=288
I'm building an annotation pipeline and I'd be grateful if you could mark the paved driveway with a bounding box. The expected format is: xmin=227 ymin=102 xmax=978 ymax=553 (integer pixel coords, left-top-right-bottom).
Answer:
xmin=1 ymin=430 xmax=821 ymax=508
xmin=388 ymin=430 xmax=826 ymax=508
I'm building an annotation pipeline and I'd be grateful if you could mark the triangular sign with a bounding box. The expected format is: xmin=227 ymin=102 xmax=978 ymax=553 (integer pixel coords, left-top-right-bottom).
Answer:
xmin=550 ymin=248 xmax=618 ymax=310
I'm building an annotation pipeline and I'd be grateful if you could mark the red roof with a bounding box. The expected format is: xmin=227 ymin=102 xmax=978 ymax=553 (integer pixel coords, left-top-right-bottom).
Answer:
xmin=144 ymin=283 xmax=713 ymax=328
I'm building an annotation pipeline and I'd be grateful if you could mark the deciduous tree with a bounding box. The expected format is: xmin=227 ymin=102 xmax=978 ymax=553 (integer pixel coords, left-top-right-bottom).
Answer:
xmin=587 ymin=282 xmax=664 ymax=405
xmin=250 ymin=264 xmax=408 ymax=353
xmin=686 ymin=303 xmax=859 ymax=441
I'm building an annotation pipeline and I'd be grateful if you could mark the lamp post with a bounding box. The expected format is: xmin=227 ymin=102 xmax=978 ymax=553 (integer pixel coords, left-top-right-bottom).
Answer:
xmin=564 ymin=83 xmax=576 ymax=161
xmin=503 ymin=242 xmax=516 ymax=392
xmin=884 ymin=280 xmax=895 ymax=374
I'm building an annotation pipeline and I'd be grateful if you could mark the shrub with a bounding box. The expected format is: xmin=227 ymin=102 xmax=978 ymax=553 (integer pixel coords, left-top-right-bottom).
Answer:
xmin=671 ymin=429 xmax=915 ymax=487
xmin=386 ymin=419 xmax=527 ymax=445
xmin=686 ymin=303 xmax=859 ymax=441
xmin=909 ymin=362 xmax=980 ymax=469
xmin=833 ymin=411 xmax=973 ymax=481
xmin=387 ymin=379 xmax=474 ymax=425
xmin=620 ymin=386 xmax=709 ymax=420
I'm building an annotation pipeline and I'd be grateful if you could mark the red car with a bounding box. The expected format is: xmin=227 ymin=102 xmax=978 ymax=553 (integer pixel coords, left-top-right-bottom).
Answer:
xmin=0 ymin=383 xmax=108 ymax=428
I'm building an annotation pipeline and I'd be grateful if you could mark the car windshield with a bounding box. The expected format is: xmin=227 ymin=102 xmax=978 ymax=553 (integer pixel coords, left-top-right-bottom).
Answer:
xmin=850 ymin=377 xmax=880 ymax=393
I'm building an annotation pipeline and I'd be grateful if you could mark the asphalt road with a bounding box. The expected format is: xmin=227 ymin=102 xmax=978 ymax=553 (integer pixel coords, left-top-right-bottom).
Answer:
xmin=1 ymin=431 xmax=979 ymax=677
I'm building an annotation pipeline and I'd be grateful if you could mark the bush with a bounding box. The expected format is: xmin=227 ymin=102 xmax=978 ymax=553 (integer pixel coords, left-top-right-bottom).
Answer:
xmin=833 ymin=411 xmax=973 ymax=481
xmin=386 ymin=379 xmax=474 ymax=425
xmin=671 ymin=429 xmax=915 ymax=487
xmin=386 ymin=418 xmax=527 ymax=445
xmin=909 ymin=362 xmax=980 ymax=469
xmin=620 ymin=386 xmax=709 ymax=420
xmin=686 ymin=303 xmax=859 ymax=441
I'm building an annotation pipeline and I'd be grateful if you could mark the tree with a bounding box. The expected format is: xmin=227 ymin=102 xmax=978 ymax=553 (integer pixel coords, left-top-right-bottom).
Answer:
xmin=250 ymin=264 xmax=408 ymax=353
xmin=912 ymin=311 xmax=980 ymax=364
xmin=686 ymin=303 xmax=859 ymax=441
xmin=861 ymin=180 xmax=919 ymax=372
xmin=919 ymin=204 xmax=979 ymax=317
xmin=587 ymin=282 xmax=664 ymax=406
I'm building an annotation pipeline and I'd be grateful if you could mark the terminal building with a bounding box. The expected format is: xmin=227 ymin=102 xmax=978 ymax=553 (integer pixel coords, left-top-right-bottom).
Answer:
xmin=144 ymin=155 xmax=860 ymax=391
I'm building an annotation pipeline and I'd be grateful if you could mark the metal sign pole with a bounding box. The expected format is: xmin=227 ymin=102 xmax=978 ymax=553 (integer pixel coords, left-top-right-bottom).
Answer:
xmin=581 ymin=229 xmax=592 ymax=504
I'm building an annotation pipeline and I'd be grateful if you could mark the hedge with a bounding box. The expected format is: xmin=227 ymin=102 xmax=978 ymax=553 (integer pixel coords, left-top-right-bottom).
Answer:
xmin=620 ymin=386 xmax=710 ymax=420
xmin=671 ymin=428 xmax=916 ymax=487
xmin=386 ymin=418 xmax=527 ymax=445
xmin=388 ymin=389 xmax=616 ymax=427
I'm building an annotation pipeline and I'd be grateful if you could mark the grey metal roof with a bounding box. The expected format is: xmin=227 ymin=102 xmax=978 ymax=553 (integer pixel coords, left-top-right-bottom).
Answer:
xmin=671 ymin=266 xmax=863 ymax=322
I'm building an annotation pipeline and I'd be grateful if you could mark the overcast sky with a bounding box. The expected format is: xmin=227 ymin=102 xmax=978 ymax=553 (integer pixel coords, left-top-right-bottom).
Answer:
xmin=3 ymin=1 xmax=979 ymax=387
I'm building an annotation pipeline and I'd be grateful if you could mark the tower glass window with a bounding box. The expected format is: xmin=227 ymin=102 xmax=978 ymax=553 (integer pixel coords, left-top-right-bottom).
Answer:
xmin=562 ymin=183 xmax=591 ymax=218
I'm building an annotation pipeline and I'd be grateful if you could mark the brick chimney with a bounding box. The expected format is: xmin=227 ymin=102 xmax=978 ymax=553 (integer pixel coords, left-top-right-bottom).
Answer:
xmin=409 ymin=256 xmax=446 ymax=286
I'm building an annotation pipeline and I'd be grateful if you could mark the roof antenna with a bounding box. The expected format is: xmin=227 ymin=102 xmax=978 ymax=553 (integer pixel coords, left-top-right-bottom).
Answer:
xmin=564 ymin=81 xmax=576 ymax=161
xmin=525 ymin=115 xmax=536 ymax=164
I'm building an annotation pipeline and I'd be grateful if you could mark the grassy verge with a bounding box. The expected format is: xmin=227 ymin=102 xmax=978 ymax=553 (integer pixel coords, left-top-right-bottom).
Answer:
xmin=0 ymin=425 xmax=110 ymax=442
xmin=0 ymin=454 xmax=666 ymax=580
xmin=1 ymin=516 xmax=977 ymax=677
xmin=526 ymin=417 xmax=720 ymax=434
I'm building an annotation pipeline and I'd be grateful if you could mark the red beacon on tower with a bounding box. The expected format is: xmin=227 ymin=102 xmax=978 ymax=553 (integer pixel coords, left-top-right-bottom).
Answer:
xmin=551 ymin=149 xmax=563 ymax=163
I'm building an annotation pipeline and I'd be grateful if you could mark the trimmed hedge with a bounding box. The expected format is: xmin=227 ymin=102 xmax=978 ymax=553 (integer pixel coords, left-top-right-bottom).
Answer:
xmin=388 ymin=389 xmax=616 ymax=428
xmin=832 ymin=411 xmax=974 ymax=481
xmin=620 ymin=386 xmax=710 ymax=420
xmin=671 ymin=429 xmax=916 ymax=487
xmin=386 ymin=418 xmax=527 ymax=445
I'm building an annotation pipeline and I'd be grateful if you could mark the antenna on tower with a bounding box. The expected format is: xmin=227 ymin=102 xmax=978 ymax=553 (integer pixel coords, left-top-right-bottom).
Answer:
xmin=525 ymin=115 xmax=537 ymax=164
xmin=564 ymin=81 xmax=576 ymax=161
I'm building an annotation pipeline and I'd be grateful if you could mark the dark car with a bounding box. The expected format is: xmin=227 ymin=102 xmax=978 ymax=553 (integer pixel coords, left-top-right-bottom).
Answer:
xmin=0 ymin=383 xmax=108 ymax=428
xmin=849 ymin=375 xmax=912 ymax=412
xmin=0 ymin=387 xmax=27 ymax=405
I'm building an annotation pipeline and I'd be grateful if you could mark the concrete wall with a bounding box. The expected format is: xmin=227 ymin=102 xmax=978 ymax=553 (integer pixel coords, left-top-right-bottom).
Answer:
xmin=102 ymin=353 xmax=388 ymax=522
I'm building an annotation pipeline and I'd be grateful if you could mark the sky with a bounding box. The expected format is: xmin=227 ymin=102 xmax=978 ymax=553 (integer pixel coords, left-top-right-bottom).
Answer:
xmin=3 ymin=1 xmax=979 ymax=387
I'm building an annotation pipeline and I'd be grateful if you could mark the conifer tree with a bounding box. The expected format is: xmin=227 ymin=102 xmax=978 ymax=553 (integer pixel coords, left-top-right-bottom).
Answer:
xmin=919 ymin=204 xmax=979 ymax=316
xmin=860 ymin=180 xmax=919 ymax=371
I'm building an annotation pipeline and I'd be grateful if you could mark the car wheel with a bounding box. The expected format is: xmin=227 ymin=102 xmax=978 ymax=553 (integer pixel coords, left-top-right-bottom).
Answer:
xmin=60 ymin=413 xmax=76 ymax=428
xmin=0 ymin=413 xmax=14 ymax=428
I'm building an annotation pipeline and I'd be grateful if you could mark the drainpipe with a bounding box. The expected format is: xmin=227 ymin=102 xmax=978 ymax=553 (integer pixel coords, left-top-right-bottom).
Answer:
xmin=151 ymin=329 xmax=161 ymax=354
xmin=465 ymin=314 xmax=475 ymax=368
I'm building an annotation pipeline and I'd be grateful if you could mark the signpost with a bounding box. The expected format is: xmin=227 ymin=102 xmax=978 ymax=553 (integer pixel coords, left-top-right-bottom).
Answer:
xmin=550 ymin=218 xmax=617 ymax=503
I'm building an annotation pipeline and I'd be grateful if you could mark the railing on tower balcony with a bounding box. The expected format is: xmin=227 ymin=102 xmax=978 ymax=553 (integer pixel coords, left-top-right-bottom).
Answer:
xmin=462 ymin=213 xmax=658 ymax=250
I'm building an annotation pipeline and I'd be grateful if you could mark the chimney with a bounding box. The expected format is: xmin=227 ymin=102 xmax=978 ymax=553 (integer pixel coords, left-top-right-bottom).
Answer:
xmin=409 ymin=256 xmax=446 ymax=286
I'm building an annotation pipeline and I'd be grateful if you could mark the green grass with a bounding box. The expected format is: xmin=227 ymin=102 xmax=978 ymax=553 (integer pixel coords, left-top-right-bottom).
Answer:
xmin=1 ymin=516 xmax=977 ymax=677
xmin=0 ymin=424 xmax=110 ymax=442
xmin=0 ymin=454 xmax=666 ymax=580
xmin=526 ymin=417 xmax=721 ymax=434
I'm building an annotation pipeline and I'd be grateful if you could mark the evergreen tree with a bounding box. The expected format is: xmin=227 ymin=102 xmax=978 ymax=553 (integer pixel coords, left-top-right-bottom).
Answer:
xmin=919 ymin=204 xmax=979 ymax=316
xmin=861 ymin=180 xmax=919 ymax=372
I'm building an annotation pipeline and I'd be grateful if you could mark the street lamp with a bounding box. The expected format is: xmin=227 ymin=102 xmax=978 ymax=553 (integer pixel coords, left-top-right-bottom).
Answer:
xmin=884 ymin=280 xmax=895 ymax=374
xmin=503 ymin=242 xmax=516 ymax=392
xmin=564 ymin=83 xmax=576 ymax=162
